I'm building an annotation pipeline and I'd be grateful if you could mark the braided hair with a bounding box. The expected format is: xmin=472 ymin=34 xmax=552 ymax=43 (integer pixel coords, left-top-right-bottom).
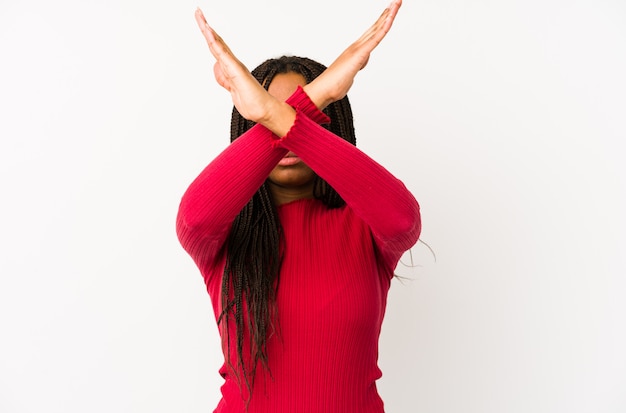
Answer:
xmin=219 ymin=55 xmax=357 ymax=398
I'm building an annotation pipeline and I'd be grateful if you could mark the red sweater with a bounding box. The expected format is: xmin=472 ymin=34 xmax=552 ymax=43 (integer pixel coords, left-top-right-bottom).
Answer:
xmin=177 ymin=87 xmax=421 ymax=413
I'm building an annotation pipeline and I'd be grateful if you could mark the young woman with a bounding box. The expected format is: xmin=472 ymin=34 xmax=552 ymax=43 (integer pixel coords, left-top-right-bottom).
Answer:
xmin=176 ymin=1 xmax=420 ymax=411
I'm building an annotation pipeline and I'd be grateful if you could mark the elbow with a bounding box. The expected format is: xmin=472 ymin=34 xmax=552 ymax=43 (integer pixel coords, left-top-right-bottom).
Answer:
xmin=175 ymin=200 xmax=206 ymax=252
xmin=175 ymin=207 xmax=194 ymax=251
xmin=176 ymin=200 xmax=228 ymax=260
xmin=396 ymin=201 xmax=422 ymax=248
xmin=374 ymin=198 xmax=421 ymax=252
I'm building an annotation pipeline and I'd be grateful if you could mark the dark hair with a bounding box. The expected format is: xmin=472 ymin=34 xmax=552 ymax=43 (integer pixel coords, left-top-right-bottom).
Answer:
xmin=218 ymin=56 xmax=357 ymax=398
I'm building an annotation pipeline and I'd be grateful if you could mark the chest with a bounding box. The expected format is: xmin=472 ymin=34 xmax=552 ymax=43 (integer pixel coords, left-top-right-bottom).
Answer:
xmin=276 ymin=202 xmax=390 ymax=332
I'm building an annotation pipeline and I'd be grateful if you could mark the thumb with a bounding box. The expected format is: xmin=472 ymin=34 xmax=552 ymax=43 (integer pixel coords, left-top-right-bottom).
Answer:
xmin=360 ymin=56 xmax=370 ymax=70
xmin=213 ymin=63 xmax=231 ymax=91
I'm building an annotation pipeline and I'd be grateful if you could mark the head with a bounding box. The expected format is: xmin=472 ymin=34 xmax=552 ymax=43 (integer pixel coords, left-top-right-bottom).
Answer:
xmin=221 ymin=56 xmax=357 ymax=400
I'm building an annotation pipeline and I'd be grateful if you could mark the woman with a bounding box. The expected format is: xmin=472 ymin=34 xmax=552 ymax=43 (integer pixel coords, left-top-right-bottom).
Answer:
xmin=176 ymin=1 xmax=420 ymax=411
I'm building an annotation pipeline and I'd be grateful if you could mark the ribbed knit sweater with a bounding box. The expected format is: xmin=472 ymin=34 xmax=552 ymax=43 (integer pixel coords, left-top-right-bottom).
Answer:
xmin=176 ymin=87 xmax=421 ymax=413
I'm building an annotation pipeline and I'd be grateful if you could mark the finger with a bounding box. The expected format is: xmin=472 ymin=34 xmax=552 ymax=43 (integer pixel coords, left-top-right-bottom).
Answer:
xmin=195 ymin=8 xmax=234 ymax=61
xmin=194 ymin=10 xmax=231 ymax=68
xmin=194 ymin=8 xmax=211 ymax=38
xmin=381 ymin=0 xmax=402 ymax=33
xmin=208 ymin=31 xmax=240 ymax=79
xmin=195 ymin=8 xmax=220 ymax=54
xmin=210 ymin=29 xmax=234 ymax=57
xmin=196 ymin=13 xmax=237 ymax=61
xmin=373 ymin=0 xmax=402 ymax=38
xmin=194 ymin=7 xmax=253 ymax=96
xmin=358 ymin=0 xmax=401 ymax=47
xmin=213 ymin=63 xmax=231 ymax=91
xmin=194 ymin=9 xmax=227 ymax=50
xmin=354 ymin=5 xmax=392 ymax=46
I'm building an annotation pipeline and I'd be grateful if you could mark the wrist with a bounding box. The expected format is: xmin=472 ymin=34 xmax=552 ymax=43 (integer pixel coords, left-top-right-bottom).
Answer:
xmin=286 ymin=86 xmax=331 ymax=125
xmin=302 ymin=83 xmax=332 ymax=111
xmin=259 ymin=99 xmax=296 ymax=138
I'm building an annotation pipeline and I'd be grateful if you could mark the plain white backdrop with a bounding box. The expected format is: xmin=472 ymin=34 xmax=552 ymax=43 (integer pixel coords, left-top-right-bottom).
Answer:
xmin=1 ymin=0 xmax=625 ymax=412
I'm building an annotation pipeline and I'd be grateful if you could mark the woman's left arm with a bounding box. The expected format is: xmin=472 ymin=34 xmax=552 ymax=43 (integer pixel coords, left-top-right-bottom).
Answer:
xmin=280 ymin=88 xmax=421 ymax=257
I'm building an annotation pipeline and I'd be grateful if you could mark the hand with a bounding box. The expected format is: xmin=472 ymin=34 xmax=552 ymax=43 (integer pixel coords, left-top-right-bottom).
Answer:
xmin=194 ymin=8 xmax=281 ymax=125
xmin=304 ymin=0 xmax=402 ymax=110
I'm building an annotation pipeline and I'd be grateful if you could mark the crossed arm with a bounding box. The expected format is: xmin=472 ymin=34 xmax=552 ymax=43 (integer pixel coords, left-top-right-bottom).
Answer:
xmin=177 ymin=0 xmax=420 ymax=269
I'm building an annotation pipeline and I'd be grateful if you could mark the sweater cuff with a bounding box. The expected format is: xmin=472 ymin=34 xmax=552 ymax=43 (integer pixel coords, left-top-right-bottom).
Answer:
xmin=272 ymin=107 xmax=315 ymax=148
xmin=285 ymin=86 xmax=330 ymax=125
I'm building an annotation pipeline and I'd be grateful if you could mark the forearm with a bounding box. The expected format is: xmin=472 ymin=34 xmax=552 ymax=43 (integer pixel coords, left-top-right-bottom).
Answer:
xmin=277 ymin=97 xmax=421 ymax=252
xmin=302 ymin=82 xmax=333 ymax=112
xmin=177 ymin=90 xmax=330 ymax=260
xmin=176 ymin=125 xmax=287 ymax=259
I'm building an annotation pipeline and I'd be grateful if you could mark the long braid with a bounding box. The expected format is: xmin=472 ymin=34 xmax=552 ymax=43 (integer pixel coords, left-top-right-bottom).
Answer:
xmin=219 ymin=56 xmax=357 ymax=401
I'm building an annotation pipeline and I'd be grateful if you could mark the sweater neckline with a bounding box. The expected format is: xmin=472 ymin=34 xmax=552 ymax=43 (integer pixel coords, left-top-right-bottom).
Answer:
xmin=276 ymin=197 xmax=318 ymax=209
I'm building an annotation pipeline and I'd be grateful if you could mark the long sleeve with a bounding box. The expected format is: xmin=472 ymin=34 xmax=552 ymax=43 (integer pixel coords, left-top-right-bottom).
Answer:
xmin=279 ymin=86 xmax=421 ymax=265
xmin=176 ymin=126 xmax=286 ymax=267
xmin=176 ymin=93 xmax=330 ymax=270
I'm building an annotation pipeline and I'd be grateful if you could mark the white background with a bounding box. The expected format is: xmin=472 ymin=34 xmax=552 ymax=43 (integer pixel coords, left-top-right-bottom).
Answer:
xmin=1 ymin=0 xmax=625 ymax=412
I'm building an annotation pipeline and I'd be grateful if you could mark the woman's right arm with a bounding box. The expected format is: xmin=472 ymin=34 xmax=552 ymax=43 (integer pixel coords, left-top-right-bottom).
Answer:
xmin=176 ymin=126 xmax=287 ymax=266
xmin=176 ymin=103 xmax=326 ymax=266
xmin=177 ymin=9 xmax=301 ymax=267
